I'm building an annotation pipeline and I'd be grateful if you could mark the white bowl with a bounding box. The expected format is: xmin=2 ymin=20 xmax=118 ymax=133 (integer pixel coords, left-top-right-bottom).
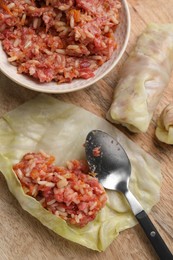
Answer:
xmin=0 ymin=0 xmax=131 ymax=94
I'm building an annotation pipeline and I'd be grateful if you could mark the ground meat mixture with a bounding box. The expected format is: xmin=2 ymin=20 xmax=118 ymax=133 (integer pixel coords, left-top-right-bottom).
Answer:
xmin=92 ymin=146 xmax=101 ymax=157
xmin=0 ymin=0 xmax=121 ymax=83
xmin=13 ymin=151 xmax=107 ymax=227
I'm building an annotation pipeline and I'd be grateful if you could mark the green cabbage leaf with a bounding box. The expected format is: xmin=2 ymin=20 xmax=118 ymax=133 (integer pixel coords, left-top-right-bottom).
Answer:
xmin=0 ymin=94 xmax=161 ymax=251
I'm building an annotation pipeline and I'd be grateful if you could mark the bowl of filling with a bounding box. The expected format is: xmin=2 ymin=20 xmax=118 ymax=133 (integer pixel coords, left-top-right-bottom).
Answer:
xmin=0 ymin=0 xmax=131 ymax=93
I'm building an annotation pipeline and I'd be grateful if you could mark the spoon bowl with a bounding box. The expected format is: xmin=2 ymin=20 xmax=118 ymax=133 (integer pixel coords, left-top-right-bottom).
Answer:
xmin=85 ymin=130 xmax=131 ymax=191
xmin=85 ymin=130 xmax=172 ymax=259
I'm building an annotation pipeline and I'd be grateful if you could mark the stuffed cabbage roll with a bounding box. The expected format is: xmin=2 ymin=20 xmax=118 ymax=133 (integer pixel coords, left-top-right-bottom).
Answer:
xmin=107 ymin=23 xmax=173 ymax=133
xmin=0 ymin=94 xmax=161 ymax=251
xmin=155 ymin=104 xmax=173 ymax=144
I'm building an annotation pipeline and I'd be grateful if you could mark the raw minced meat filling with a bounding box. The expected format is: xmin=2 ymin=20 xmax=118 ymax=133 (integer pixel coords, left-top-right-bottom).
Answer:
xmin=13 ymin=152 xmax=107 ymax=227
xmin=0 ymin=0 xmax=121 ymax=83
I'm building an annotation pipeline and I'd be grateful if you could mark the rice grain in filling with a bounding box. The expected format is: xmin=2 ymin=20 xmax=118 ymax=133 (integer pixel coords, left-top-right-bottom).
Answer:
xmin=13 ymin=152 xmax=107 ymax=227
xmin=0 ymin=0 xmax=121 ymax=83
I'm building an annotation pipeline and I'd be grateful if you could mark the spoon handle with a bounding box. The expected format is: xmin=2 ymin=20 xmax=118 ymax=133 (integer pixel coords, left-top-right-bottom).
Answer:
xmin=124 ymin=190 xmax=172 ymax=259
xmin=136 ymin=210 xmax=173 ymax=260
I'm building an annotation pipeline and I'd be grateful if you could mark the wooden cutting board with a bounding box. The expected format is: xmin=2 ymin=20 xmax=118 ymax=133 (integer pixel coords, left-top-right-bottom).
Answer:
xmin=0 ymin=1 xmax=173 ymax=259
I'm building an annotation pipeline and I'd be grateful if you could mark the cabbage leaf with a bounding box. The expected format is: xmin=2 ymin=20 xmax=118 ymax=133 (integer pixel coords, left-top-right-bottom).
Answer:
xmin=0 ymin=94 xmax=161 ymax=251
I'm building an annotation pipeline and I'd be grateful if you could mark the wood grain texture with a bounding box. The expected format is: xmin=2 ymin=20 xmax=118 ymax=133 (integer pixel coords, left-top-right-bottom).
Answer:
xmin=0 ymin=0 xmax=173 ymax=259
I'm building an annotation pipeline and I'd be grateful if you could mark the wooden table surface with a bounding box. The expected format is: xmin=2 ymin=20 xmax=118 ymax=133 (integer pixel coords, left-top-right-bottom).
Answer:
xmin=0 ymin=0 xmax=173 ymax=259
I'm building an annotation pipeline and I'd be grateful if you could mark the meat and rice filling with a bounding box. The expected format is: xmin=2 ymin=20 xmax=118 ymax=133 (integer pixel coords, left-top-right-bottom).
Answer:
xmin=0 ymin=0 xmax=121 ymax=83
xmin=13 ymin=152 xmax=107 ymax=227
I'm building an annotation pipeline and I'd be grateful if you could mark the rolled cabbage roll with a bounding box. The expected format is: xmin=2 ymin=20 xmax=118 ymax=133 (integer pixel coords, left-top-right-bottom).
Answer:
xmin=107 ymin=23 xmax=173 ymax=133
xmin=155 ymin=104 xmax=173 ymax=144
xmin=0 ymin=94 xmax=161 ymax=251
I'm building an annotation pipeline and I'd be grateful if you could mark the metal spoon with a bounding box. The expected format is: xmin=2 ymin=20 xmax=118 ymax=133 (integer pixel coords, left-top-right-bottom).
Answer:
xmin=85 ymin=130 xmax=172 ymax=260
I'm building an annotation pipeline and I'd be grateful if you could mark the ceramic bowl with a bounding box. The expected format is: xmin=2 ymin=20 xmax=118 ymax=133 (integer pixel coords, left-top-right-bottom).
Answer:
xmin=0 ymin=0 xmax=131 ymax=93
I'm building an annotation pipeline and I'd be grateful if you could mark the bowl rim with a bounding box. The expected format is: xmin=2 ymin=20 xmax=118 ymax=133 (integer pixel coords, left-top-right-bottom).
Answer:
xmin=0 ymin=0 xmax=131 ymax=94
